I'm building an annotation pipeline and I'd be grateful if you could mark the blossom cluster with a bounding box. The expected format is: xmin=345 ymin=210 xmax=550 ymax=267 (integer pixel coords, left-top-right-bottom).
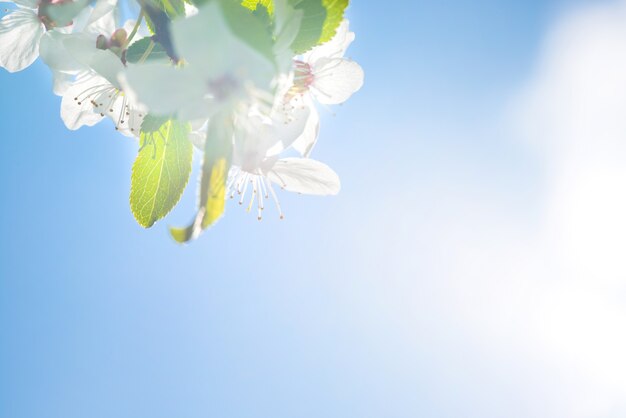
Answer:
xmin=0 ymin=0 xmax=363 ymax=241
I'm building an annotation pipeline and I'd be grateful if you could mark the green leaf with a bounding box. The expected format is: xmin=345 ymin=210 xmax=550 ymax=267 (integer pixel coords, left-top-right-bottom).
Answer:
xmin=220 ymin=0 xmax=275 ymax=65
xmin=142 ymin=0 xmax=184 ymax=35
xmin=252 ymin=4 xmax=273 ymax=34
xmin=126 ymin=38 xmax=170 ymax=64
xmin=144 ymin=0 xmax=186 ymax=18
xmin=289 ymin=0 xmax=326 ymax=54
xmin=319 ymin=0 xmax=349 ymax=44
xmin=140 ymin=114 xmax=171 ymax=133
xmin=170 ymin=113 xmax=233 ymax=243
xmin=243 ymin=0 xmax=349 ymax=53
xmin=130 ymin=117 xmax=193 ymax=228
xmin=241 ymin=0 xmax=273 ymax=14
xmin=178 ymin=0 xmax=275 ymax=64
xmin=140 ymin=0 xmax=182 ymax=60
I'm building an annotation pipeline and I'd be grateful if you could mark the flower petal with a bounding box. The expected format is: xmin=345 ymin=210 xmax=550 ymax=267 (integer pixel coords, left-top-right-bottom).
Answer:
xmin=14 ymin=0 xmax=39 ymax=8
xmin=291 ymin=99 xmax=320 ymax=157
xmin=188 ymin=118 xmax=209 ymax=149
xmin=121 ymin=63 xmax=207 ymax=118
xmin=51 ymin=70 xmax=74 ymax=96
xmin=265 ymin=103 xmax=311 ymax=155
xmin=266 ymin=158 xmax=340 ymax=195
xmin=40 ymin=31 xmax=83 ymax=73
xmin=62 ymin=35 xmax=124 ymax=87
xmin=184 ymin=2 xmax=198 ymax=17
xmin=0 ymin=9 xmax=43 ymax=72
xmin=171 ymin=2 xmax=274 ymax=89
xmin=234 ymin=102 xmax=310 ymax=169
xmin=312 ymin=58 xmax=364 ymax=105
xmin=60 ymin=74 xmax=108 ymax=130
xmin=85 ymin=0 xmax=118 ymax=34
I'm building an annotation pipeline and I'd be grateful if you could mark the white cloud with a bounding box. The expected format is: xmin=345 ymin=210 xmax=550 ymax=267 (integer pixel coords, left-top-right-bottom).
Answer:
xmin=471 ymin=1 xmax=626 ymax=413
xmin=511 ymin=2 xmax=626 ymax=413
xmin=331 ymin=2 xmax=626 ymax=416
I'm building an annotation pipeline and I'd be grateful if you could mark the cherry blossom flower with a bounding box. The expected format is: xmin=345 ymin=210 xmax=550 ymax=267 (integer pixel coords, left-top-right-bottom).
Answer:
xmin=228 ymin=103 xmax=340 ymax=220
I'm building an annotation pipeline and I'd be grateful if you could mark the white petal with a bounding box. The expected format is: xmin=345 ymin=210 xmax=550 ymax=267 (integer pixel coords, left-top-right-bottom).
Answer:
xmin=43 ymin=0 xmax=91 ymax=28
xmin=266 ymin=103 xmax=311 ymax=155
xmin=303 ymin=19 xmax=354 ymax=64
xmin=189 ymin=129 xmax=206 ymax=150
xmin=312 ymin=58 xmax=364 ymax=105
xmin=291 ymin=100 xmax=320 ymax=157
xmin=234 ymin=103 xmax=310 ymax=169
xmin=51 ymin=70 xmax=74 ymax=96
xmin=85 ymin=0 xmax=118 ymax=34
xmin=67 ymin=3 xmax=94 ymax=33
xmin=121 ymin=63 xmax=206 ymax=118
xmin=184 ymin=2 xmax=198 ymax=17
xmin=60 ymin=75 xmax=108 ymax=130
xmin=62 ymin=35 xmax=124 ymax=86
xmin=188 ymin=118 xmax=209 ymax=149
xmin=39 ymin=31 xmax=84 ymax=72
xmin=88 ymin=48 xmax=124 ymax=87
xmin=266 ymin=158 xmax=340 ymax=195
xmin=0 ymin=9 xmax=43 ymax=72
xmin=171 ymin=2 xmax=274 ymax=89
xmin=14 ymin=0 xmax=38 ymax=8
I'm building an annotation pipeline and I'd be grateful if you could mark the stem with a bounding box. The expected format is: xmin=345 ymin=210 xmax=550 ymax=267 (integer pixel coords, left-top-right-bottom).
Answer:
xmin=125 ymin=9 xmax=145 ymax=48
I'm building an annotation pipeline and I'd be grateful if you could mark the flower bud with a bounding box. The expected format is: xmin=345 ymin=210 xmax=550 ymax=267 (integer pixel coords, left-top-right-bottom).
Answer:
xmin=96 ymin=35 xmax=109 ymax=50
xmin=110 ymin=29 xmax=128 ymax=49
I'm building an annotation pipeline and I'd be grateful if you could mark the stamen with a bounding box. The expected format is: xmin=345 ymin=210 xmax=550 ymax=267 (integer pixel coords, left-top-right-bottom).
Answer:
xmin=257 ymin=178 xmax=263 ymax=220
xmin=267 ymin=181 xmax=284 ymax=220
xmin=74 ymin=83 xmax=142 ymax=135
xmin=239 ymin=175 xmax=250 ymax=205
xmin=246 ymin=179 xmax=256 ymax=213
xmin=226 ymin=168 xmax=285 ymax=221
xmin=73 ymin=83 xmax=111 ymax=105
xmin=258 ymin=175 xmax=268 ymax=204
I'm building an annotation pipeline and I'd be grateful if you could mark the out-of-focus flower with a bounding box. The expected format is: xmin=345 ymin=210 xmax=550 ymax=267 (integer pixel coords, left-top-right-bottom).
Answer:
xmin=122 ymin=1 xmax=276 ymax=121
xmin=0 ymin=0 xmax=361 ymax=237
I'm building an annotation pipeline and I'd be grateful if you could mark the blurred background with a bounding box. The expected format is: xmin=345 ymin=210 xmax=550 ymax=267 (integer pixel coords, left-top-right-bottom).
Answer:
xmin=3 ymin=0 xmax=626 ymax=416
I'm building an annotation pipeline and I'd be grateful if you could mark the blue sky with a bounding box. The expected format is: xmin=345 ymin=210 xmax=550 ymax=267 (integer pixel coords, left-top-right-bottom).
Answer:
xmin=3 ymin=0 xmax=626 ymax=417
